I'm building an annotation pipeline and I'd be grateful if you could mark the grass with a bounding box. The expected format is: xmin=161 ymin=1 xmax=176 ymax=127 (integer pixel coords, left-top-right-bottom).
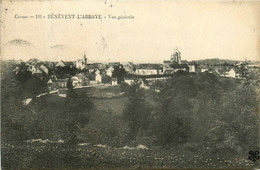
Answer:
xmin=77 ymin=85 xmax=128 ymax=115
xmin=2 ymin=142 xmax=259 ymax=169
xmin=77 ymin=85 xmax=124 ymax=98
xmin=38 ymin=85 xmax=127 ymax=115
xmin=93 ymin=97 xmax=127 ymax=115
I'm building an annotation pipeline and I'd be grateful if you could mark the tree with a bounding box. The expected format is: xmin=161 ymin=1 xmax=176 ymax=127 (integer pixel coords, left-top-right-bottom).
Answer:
xmin=15 ymin=62 xmax=32 ymax=86
xmin=152 ymin=72 xmax=259 ymax=154
xmin=63 ymin=90 xmax=94 ymax=143
xmin=67 ymin=76 xmax=73 ymax=97
xmin=154 ymin=73 xmax=223 ymax=146
xmin=112 ymin=66 xmax=127 ymax=84
xmin=24 ymin=74 xmax=48 ymax=98
xmin=123 ymin=80 xmax=151 ymax=139
xmin=54 ymin=66 xmax=77 ymax=79
xmin=1 ymin=61 xmax=40 ymax=141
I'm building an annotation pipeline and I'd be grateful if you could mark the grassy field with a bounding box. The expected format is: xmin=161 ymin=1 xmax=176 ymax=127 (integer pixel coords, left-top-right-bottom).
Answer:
xmin=49 ymin=85 xmax=127 ymax=115
xmin=76 ymin=85 xmax=128 ymax=115
xmin=77 ymin=85 xmax=124 ymax=98
xmin=2 ymin=142 xmax=258 ymax=169
xmin=93 ymin=97 xmax=128 ymax=115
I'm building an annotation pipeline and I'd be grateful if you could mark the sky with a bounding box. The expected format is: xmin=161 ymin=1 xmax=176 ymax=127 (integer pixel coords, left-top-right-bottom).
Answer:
xmin=1 ymin=0 xmax=260 ymax=63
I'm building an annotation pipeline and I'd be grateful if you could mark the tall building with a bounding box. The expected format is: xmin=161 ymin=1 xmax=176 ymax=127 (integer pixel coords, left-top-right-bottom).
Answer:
xmin=76 ymin=52 xmax=87 ymax=70
xmin=171 ymin=48 xmax=181 ymax=64
xmin=163 ymin=48 xmax=195 ymax=73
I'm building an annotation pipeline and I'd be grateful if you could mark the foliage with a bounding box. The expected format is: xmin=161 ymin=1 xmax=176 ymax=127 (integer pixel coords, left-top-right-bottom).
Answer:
xmin=112 ymin=66 xmax=127 ymax=84
xmin=151 ymin=72 xmax=259 ymax=153
xmin=23 ymin=74 xmax=48 ymax=98
xmin=122 ymin=80 xmax=151 ymax=140
xmin=102 ymin=75 xmax=112 ymax=84
xmin=62 ymin=90 xmax=94 ymax=143
xmin=54 ymin=66 xmax=77 ymax=79
xmin=67 ymin=76 xmax=73 ymax=95
xmin=80 ymin=111 xmax=130 ymax=147
xmin=15 ymin=62 xmax=32 ymax=85
xmin=1 ymin=61 xmax=94 ymax=143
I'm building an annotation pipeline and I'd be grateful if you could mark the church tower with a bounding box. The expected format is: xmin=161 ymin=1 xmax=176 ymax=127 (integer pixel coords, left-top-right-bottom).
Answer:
xmin=83 ymin=52 xmax=87 ymax=69
xmin=171 ymin=48 xmax=181 ymax=64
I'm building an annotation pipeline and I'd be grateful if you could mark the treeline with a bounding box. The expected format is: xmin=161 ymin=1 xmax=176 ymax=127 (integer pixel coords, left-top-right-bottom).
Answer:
xmin=119 ymin=71 xmax=259 ymax=154
xmin=1 ymin=62 xmax=48 ymax=100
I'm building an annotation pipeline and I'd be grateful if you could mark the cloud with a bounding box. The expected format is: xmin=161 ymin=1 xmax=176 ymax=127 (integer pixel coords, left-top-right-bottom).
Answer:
xmin=7 ymin=39 xmax=31 ymax=46
xmin=50 ymin=45 xmax=65 ymax=50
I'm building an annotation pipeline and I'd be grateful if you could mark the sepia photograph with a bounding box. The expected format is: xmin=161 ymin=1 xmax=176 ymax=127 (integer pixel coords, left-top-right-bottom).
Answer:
xmin=1 ymin=0 xmax=260 ymax=169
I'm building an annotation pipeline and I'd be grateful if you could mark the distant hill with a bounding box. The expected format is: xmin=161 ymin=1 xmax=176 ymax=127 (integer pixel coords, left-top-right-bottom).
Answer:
xmin=192 ymin=58 xmax=243 ymax=65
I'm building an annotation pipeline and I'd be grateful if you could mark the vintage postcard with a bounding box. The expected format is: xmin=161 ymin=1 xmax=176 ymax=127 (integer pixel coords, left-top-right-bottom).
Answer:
xmin=1 ymin=0 xmax=260 ymax=169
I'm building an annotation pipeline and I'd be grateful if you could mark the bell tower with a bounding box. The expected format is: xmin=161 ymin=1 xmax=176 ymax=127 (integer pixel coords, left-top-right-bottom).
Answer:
xmin=83 ymin=52 xmax=87 ymax=69
xmin=171 ymin=48 xmax=181 ymax=64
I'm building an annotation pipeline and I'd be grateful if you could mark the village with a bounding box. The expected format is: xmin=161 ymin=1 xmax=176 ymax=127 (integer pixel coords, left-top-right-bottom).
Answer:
xmin=12 ymin=48 xmax=259 ymax=98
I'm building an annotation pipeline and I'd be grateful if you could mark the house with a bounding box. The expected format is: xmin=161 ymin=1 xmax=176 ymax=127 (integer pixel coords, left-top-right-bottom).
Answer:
xmin=226 ymin=68 xmax=236 ymax=78
xmin=163 ymin=62 xmax=192 ymax=73
xmin=201 ymin=68 xmax=209 ymax=72
xmin=163 ymin=60 xmax=172 ymax=73
xmin=58 ymin=89 xmax=67 ymax=98
xmin=106 ymin=66 xmax=114 ymax=77
xmin=95 ymin=69 xmax=102 ymax=83
xmin=140 ymin=81 xmax=149 ymax=89
xmin=164 ymin=68 xmax=174 ymax=74
xmin=71 ymin=76 xmax=80 ymax=87
xmin=77 ymin=73 xmax=90 ymax=86
xmin=112 ymin=77 xmax=118 ymax=85
xmin=47 ymin=79 xmax=54 ymax=90
xmin=135 ymin=64 xmax=161 ymax=75
xmin=200 ymin=65 xmax=209 ymax=72
xmin=40 ymin=64 xmax=49 ymax=74
xmin=226 ymin=68 xmax=241 ymax=78
xmin=31 ymin=67 xmax=43 ymax=74
xmin=124 ymin=62 xmax=135 ymax=74
xmin=188 ymin=64 xmax=195 ymax=72
xmin=86 ymin=64 xmax=99 ymax=73
xmin=44 ymin=61 xmax=55 ymax=69
xmin=108 ymin=62 xmax=120 ymax=67
xmin=31 ymin=64 xmax=49 ymax=75
xmin=55 ymin=60 xmax=66 ymax=67
xmin=124 ymin=78 xmax=135 ymax=85
xmin=47 ymin=78 xmax=68 ymax=91
xmin=27 ymin=58 xmax=40 ymax=65
xmin=171 ymin=63 xmax=189 ymax=72
xmin=56 ymin=60 xmax=75 ymax=68
xmin=27 ymin=58 xmax=39 ymax=71
xmin=95 ymin=63 xmax=106 ymax=70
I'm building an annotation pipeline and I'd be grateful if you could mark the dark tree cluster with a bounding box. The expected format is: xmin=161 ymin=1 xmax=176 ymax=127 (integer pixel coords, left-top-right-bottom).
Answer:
xmin=112 ymin=66 xmax=127 ymax=84
xmin=121 ymin=71 xmax=259 ymax=154
xmin=122 ymin=80 xmax=151 ymax=139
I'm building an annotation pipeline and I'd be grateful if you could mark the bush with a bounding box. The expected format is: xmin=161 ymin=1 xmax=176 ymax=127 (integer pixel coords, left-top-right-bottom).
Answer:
xmin=122 ymin=81 xmax=152 ymax=140
xmin=79 ymin=111 xmax=130 ymax=147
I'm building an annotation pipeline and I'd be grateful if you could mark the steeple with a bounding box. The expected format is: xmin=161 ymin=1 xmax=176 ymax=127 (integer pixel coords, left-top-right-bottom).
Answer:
xmin=171 ymin=48 xmax=181 ymax=64
xmin=83 ymin=51 xmax=87 ymax=69
xmin=83 ymin=51 xmax=86 ymax=60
